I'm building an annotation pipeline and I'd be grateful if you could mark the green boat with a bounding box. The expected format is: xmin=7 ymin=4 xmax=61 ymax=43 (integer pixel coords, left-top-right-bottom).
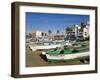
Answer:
xmin=44 ymin=47 xmax=89 ymax=61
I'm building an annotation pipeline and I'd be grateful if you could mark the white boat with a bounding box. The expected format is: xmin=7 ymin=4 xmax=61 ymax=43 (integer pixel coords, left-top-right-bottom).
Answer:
xmin=46 ymin=52 xmax=89 ymax=60
xmin=42 ymin=48 xmax=89 ymax=61
xmin=29 ymin=41 xmax=71 ymax=51
xmin=29 ymin=44 xmax=62 ymax=51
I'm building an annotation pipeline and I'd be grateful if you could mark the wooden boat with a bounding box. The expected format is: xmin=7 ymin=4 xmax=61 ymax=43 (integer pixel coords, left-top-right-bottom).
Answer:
xmin=29 ymin=41 xmax=73 ymax=51
xmin=44 ymin=47 xmax=89 ymax=61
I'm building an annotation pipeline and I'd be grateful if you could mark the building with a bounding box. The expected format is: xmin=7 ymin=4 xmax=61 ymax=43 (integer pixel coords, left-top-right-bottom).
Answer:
xmin=54 ymin=34 xmax=64 ymax=40
xmin=83 ymin=22 xmax=89 ymax=38
xmin=64 ymin=32 xmax=76 ymax=41
xmin=65 ymin=25 xmax=78 ymax=41
xmin=75 ymin=24 xmax=83 ymax=38
xmin=26 ymin=33 xmax=32 ymax=43
xmin=65 ymin=22 xmax=90 ymax=41
xmin=74 ymin=23 xmax=89 ymax=40
xmin=32 ymin=31 xmax=42 ymax=38
xmin=26 ymin=32 xmax=32 ymax=39
xmin=48 ymin=35 xmax=54 ymax=41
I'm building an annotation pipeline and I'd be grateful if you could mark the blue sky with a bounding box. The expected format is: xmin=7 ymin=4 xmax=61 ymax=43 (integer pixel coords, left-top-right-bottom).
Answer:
xmin=26 ymin=12 xmax=89 ymax=34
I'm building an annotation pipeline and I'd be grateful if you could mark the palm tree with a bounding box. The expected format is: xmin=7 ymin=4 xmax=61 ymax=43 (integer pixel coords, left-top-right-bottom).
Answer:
xmin=79 ymin=22 xmax=86 ymax=32
xmin=65 ymin=27 xmax=72 ymax=34
xmin=80 ymin=22 xmax=86 ymax=28
xmin=56 ymin=30 xmax=60 ymax=34
xmin=48 ymin=29 xmax=52 ymax=35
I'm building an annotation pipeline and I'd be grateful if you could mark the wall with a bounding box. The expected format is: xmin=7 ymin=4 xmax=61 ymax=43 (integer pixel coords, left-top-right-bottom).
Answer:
xmin=0 ymin=0 xmax=99 ymax=80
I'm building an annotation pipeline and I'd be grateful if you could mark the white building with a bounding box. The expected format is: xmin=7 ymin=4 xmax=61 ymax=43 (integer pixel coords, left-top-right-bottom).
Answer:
xmin=75 ymin=24 xmax=83 ymax=37
xmin=32 ymin=31 xmax=42 ymax=38
xmin=83 ymin=23 xmax=89 ymax=38
xmin=74 ymin=22 xmax=89 ymax=39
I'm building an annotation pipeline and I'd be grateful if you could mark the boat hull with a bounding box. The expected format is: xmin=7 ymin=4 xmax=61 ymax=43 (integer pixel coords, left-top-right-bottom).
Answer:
xmin=29 ymin=44 xmax=61 ymax=51
xmin=46 ymin=52 xmax=89 ymax=61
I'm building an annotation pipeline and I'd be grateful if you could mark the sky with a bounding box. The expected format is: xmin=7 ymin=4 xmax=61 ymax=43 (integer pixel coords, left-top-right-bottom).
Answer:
xmin=26 ymin=12 xmax=89 ymax=34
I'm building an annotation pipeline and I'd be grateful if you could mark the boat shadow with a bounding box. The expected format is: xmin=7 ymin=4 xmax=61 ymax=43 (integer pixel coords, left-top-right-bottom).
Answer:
xmin=39 ymin=54 xmax=48 ymax=62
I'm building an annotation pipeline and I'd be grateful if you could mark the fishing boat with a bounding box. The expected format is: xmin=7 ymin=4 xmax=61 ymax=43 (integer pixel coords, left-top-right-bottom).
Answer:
xmin=29 ymin=40 xmax=73 ymax=51
xmin=29 ymin=44 xmax=61 ymax=51
xmin=43 ymin=47 xmax=89 ymax=61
